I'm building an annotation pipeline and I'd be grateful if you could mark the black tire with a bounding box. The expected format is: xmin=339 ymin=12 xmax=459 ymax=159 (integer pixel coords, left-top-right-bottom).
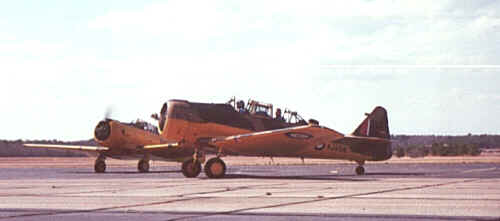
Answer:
xmin=204 ymin=158 xmax=226 ymax=178
xmin=94 ymin=160 xmax=106 ymax=173
xmin=355 ymin=166 xmax=365 ymax=175
xmin=138 ymin=159 xmax=150 ymax=173
xmin=181 ymin=158 xmax=202 ymax=178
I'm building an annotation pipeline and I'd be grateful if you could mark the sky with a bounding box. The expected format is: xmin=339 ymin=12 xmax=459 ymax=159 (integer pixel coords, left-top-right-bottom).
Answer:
xmin=1 ymin=0 xmax=499 ymax=140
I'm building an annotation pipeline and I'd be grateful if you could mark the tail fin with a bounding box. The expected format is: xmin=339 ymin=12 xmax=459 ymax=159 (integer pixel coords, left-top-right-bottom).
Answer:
xmin=352 ymin=106 xmax=390 ymax=139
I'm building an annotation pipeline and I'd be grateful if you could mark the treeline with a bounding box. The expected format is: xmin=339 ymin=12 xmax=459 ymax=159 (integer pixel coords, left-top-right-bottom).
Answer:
xmin=390 ymin=134 xmax=500 ymax=158
xmin=394 ymin=143 xmax=481 ymax=158
xmin=0 ymin=134 xmax=499 ymax=157
xmin=0 ymin=139 xmax=93 ymax=157
xmin=391 ymin=134 xmax=500 ymax=149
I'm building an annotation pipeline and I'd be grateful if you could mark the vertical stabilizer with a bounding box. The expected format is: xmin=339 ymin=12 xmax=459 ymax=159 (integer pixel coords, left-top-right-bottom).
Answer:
xmin=352 ymin=106 xmax=390 ymax=139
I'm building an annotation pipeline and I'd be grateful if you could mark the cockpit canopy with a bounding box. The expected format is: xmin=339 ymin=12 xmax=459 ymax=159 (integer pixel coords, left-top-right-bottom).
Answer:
xmin=126 ymin=119 xmax=159 ymax=134
xmin=247 ymin=100 xmax=273 ymax=118
xmin=228 ymin=97 xmax=306 ymax=124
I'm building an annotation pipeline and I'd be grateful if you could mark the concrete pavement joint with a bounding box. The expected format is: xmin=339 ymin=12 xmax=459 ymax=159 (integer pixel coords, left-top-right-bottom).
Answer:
xmin=166 ymin=179 xmax=481 ymax=221
xmin=0 ymin=182 xmax=287 ymax=219
xmin=0 ymin=197 xmax=207 ymax=220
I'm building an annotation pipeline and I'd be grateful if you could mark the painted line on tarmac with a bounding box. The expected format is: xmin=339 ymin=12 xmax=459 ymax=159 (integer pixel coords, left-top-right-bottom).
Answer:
xmin=461 ymin=167 xmax=497 ymax=174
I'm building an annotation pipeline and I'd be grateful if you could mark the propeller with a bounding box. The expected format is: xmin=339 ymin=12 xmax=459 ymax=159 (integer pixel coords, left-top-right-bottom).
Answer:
xmin=104 ymin=106 xmax=114 ymax=120
xmin=95 ymin=106 xmax=114 ymax=141
xmin=94 ymin=120 xmax=111 ymax=141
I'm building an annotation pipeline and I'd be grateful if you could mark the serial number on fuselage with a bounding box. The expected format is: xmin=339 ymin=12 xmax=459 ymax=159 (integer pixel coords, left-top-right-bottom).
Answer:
xmin=315 ymin=143 xmax=349 ymax=152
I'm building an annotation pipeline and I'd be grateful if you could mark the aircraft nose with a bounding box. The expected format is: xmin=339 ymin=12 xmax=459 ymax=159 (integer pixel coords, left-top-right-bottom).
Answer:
xmin=94 ymin=120 xmax=111 ymax=141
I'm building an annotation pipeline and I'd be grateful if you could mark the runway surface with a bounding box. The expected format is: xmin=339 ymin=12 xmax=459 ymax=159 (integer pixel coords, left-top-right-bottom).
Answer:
xmin=0 ymin=159 xmax=499 ymax=220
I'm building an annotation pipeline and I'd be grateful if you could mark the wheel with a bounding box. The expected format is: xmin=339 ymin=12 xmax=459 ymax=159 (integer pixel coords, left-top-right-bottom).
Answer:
xmin=355 ymin=166 xmax=365 ymax=175
xmin=94 ymin=160 xmax=106 ymax=173
xmin=138 ymin=159 xmax=150 ymax=173
xmin=181 ymin=158 xmax=202 ymax=178
xmin=204 ymin=158 xmax=226 ymax=178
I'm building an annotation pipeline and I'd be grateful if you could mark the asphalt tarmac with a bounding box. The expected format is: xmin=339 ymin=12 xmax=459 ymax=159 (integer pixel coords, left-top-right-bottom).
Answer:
xmin=0 ymin=161 xmax=499 ymax=220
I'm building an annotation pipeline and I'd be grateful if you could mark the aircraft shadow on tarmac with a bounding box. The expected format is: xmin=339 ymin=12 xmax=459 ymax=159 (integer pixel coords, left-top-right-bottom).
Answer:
xmin=66 ymin=171 xmax=426 ymax=179
xmin=220 ymin=174 xmax=378 ymax=182
xmin=217 ymin=171 xmax=431 ymax=181
xmin=362 ymin=172 xmax=427 ymax=176
xmin=69 ymin=170 xmax=181 ymax=174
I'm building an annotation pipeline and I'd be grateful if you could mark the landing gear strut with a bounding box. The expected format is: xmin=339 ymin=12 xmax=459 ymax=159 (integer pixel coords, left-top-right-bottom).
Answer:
xmin=181 ymin=158 xmax=202 ymax=178
xmin=138 ymin=159 xmax=150 ymax=173
xmin=94 ymin=155 xmax=106 ymax=173
xmin=204 ymin=157 xmax=226 ymax=178
xmin=355 ymin=161 xmax=365 ymax=175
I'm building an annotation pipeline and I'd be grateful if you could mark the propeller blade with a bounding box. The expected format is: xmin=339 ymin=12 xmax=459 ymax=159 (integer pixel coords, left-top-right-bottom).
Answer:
xmin=104 ymin=106 xmax=113 ymax=120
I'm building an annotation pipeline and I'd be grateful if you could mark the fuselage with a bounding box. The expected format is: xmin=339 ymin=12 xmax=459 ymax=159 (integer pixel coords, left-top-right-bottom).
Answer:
xmin=93 ymin=119 xmax=166 ymax=160
xmin=159 ymin=100 xmax=391 ymax=162
xmin=160 ymin=100 xmax=306 ymax=143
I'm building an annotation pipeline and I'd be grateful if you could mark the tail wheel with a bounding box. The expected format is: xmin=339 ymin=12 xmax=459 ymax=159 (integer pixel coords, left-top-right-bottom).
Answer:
xmin=181 ymin=158 xmax=202 ymax=178
xmin=204 ymin=158 xmax=226 ymax=178
xmin=138 ymin=159 xmax=150 ymax=173
xmin=355 ymin=166 xmax=365 ymax=175
xmin=94 ymin=160 xmax=106 ymax=173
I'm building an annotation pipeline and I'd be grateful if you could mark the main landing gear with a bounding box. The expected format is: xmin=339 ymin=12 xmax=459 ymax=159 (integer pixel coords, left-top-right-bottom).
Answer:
xmin=138 ymin=159 xmax=150 ymax=173
xmin=355 ymin=161 xmax=365 ymax=175
xmin=204 ymin=157 xmax=226 ymax=178
xmin=181 ymin=158 xmax=202 ymax=178
xmin=181 ymin=157 xmax=227 ymax=179
xmin=95 ymin=156 xmax=150 ymax=173
xmin=94 ymin=155 xmax=106 ymax=173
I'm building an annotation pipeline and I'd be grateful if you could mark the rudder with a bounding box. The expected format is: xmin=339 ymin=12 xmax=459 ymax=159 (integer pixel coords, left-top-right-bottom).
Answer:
xmin=352 ymin=106 xmax=390 ymax=139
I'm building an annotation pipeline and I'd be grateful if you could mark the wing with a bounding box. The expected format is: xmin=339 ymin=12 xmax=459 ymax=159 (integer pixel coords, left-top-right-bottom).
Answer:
xmin=142 ymin=141 xmax=192 ymax=163
xmin=210 ymin=125 xmax=344 ymax=157
xmin=24 ymin=144 xmax=109 ymax=152
xmin=143 ymin=141 xmax=180 ymax=150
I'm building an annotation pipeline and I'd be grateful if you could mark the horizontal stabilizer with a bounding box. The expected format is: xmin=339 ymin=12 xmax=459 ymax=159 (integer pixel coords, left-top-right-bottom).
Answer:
xmin=24 ymin=144 xmax=108 ymax=151
xmin=341 ymin=135 xmax=391 ymax=145
xmin=339 ymin=135 xmax=392 ymax=161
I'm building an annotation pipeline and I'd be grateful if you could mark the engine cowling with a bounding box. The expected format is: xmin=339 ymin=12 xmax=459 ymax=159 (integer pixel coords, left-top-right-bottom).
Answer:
xmin=94 ymin=120 xmax=111 ymax=141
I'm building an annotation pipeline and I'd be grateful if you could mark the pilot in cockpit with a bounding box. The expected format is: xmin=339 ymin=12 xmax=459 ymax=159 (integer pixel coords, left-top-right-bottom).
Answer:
xmin=275 ymin=108 xmax=285 ymax=121
xmin=237 ymin=100 xmax=247 ymax=113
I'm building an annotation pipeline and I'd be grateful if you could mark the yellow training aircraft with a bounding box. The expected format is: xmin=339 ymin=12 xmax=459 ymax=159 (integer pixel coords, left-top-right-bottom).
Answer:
xmin=25 ymin=98 xmax=392 ymax=177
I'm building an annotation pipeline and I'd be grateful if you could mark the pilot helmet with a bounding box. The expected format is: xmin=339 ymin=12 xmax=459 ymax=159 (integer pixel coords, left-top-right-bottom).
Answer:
xmin=237 ymin=100 xmax=244 ymax=108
